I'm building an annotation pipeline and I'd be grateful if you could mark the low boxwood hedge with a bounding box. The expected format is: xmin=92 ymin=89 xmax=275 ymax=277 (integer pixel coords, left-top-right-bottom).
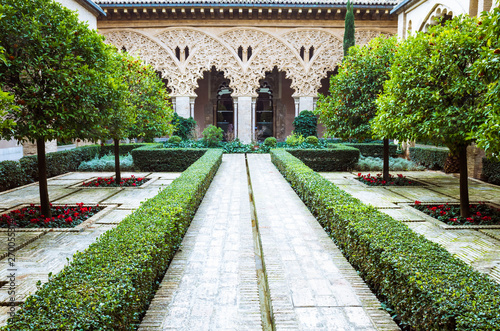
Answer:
xmin=271 ymin=149 xmax=500 ymax=330
xmin=410 ymin=146 xmax=449 ymax=170
xmin=132 ymin=145 xmax=208 ymax=172
xmin=482 ymin=157 xmax=500 ymax=185
xmin=0 ymin=160 xmax=29 ymax=191
xmin=4 ymin=149 xmax=223 ymax=329
xmin=344 ymin=143 xmax=398 ymax=158
xmin=286 ymin=145 xmax=359 ymax=171
xmin=98 ymin=143 xmax=149 ymax=157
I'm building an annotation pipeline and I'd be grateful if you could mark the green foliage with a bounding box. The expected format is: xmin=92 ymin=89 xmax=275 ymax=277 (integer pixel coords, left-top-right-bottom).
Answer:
xmin=98 ymin=143 xmax=150 ymax=157
xmin=343 ymin=0 xmax=355 ymax=58
xmin=168 ymin=135 xmax=182 ymax=144
xmin=132 ymin=145 xmax=207 ymax=172
xmin=222 ymin=139 xmax=253 ymax=153
xmin=285 ymin=133 xmax=305 ymax=146
xmin=0 ymin=160 xmax=28 ymax=191
xmin=409 ymin=146 xmax=449 ymax=170
xmin=271 ymin=149 xmax=500 ymax=330
xmin=202 ymin=125 xmax=223 ymax=147
xmin=318 ymin=36 xmax=397 ymax=141
xmin=305 ymin=136 xmax=319 ymax=145
xmin=355 ymin=156 xmax=425 ymax=171
xmin=5 ymin=150 xmax=222 ymax=329
xmin=78 ymin=153 xmax=135 ymax=172
xmin=482 ymin=158 xmax=500 ymax=185
xmin=374 ymin=16 xmax=486 ymax=154
xmin=343 ymin=143 xmax=398 ymax=158
xmin=292 ymin=111 xmax=317 ymax=137
xmin=263 ymin=137 xmax=277 ymax=147
xmin=172 ymin=113 xmax=196 ymax=140
xmin=285 ymin=145 xmax=359 ymax=171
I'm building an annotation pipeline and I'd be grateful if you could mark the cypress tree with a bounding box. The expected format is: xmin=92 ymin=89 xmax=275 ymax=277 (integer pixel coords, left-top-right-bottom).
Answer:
xmin=343 ymin=0 xmax=355 ymax=58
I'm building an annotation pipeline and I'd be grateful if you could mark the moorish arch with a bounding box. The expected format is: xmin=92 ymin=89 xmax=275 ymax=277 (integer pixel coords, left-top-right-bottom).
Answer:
xmin=420 ymin=4 xmax=456 ymax=32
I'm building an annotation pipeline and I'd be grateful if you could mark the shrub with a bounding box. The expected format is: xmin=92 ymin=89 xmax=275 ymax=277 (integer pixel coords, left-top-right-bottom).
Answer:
xmin=292 ymin=110 xmax=317 ymax=137
xmin=5 ymin=149 xmax=223 ymax=329
xmin=264 ymin=137 xmax=277 ymax=147
xmin=355 ymin=156 xmax=425 ymax=171
xmin=271 ymin=149 xmax=500 ymax=330
xmin=222 ymin=139 xmax=252 ymax=153
xmin=98 ymin=143 xmax=149 ymax=157
xmin=482 ymin=157 xmax=500 ymax=185
xmin=78 ymin=153 xmax=135 ymax=172
xmin=410 ymin=146 xmax=449 ymax=170
xmin=168 ymin=135 xmax=182 ymax=144
xmin=285 ymin=133 xmax=305 ymax=146
xmin=0 ymin=160 xmax=29 ymax=191
xmin=285 ymin=145 xmax=359 ymax=171
xmin=344 ymin=143 xmax=398 ymax=158
xmin=172 ymin=113 xmax=196 ymax=140
xmin=305 ymin=136 xmax=319 ymax=145
xmin=132 ymin=145 xmax=207 ymax=172
xmin=202 ymin=125 xmax=223 ymax=147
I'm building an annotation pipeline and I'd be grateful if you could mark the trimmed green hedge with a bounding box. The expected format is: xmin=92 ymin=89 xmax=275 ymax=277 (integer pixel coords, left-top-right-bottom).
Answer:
xmin=344 ymin=143 xmax=398 ymax=158
xmin=98 ymin=143 xmax=149 ymax=157
xmin=0 ymin=161 xmax=29 ymax=191
xmin=271 ymin=149 xmax=500 ymax=330
xmin=132 ymin=145 xmax=208 ymax=172
xmin=410 ymin=146 xmax=449 ymax=170
xmin=4 ymin=149 xmax=223 ymax=329
xmin=482 ymin=157 xmax=500 ymax=185
xmin=286 ymin=145 xmax=359 ymax=171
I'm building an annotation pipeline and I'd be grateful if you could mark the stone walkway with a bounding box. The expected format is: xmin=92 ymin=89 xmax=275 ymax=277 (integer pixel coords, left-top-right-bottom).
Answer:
xmin=140 ymin=154 xmax=397 ymax=330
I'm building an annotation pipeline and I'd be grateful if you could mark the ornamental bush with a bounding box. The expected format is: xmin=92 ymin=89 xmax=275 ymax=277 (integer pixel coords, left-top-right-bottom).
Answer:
xmin=4 ymin=149 xmax=223 ymax=329
xmin=172 ymin=113 xmax=196 ymax=140
xmin=292 ymin=110 xmax=317 ymax=138
xmin=285 ymin=144 xmax=359 ymax=171
xmin=264 ymin=137 xmax=277 ymax=147
xmin=168 ymin=135 xmax=182 ymax=144
xmin=271 ymin=149 xmax=500 ymax=330
xmin=202 ymin=125 xmax=223 ymax=147
xmin=409 ymin=146 xmax=449 ymax=170
xmin=305 ymin=136 xmax=319 ymax=145
xmin=482 ymin=158 xmax=500 ymax=185
xmin=131 ymin=145 xmax=207 ymax=171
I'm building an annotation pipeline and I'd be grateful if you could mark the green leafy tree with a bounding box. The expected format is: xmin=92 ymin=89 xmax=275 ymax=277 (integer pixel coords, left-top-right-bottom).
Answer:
xmin=0 ymin=5 xmax=16 ymax=131
xmin=472 ymin=8 xmax=500 ymax=159
xmin=0 ymin=0 xmax=110 ymax=216
xmin=343 ymin=0 xmax=355 ymax=58
xmin=317 ymin=36 xmax=397 ymax=180
xmin=172 ymin=113 xmax=196 ymax=140
xmin=374 ymin=15 xmax=487 ymax=217
xmin=292 ymin=110 xmax=317 ymax=137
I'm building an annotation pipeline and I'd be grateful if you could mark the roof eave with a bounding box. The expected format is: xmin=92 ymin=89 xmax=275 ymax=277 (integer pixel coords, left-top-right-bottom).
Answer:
xmin=77 ymin=0 xmax=107 ymax=16
xmin=390 ymin=0 xmax=417 ymax=14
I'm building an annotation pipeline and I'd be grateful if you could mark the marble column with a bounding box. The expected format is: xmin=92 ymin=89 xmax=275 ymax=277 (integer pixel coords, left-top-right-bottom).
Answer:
xmin=236 ymin=96 xmax=252 ymax=144
xmin=174 ymin=96 xmax=191 ymax=118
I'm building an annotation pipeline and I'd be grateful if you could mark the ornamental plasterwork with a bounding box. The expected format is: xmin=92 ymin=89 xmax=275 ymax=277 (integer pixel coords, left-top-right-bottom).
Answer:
xmin=420 ymin=5 xmax=454 ymax=32
xmin=101 ymin=28 xmax=390 ymax=97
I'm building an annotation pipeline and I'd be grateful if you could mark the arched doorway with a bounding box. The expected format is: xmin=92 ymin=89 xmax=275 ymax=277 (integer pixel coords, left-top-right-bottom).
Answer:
xmin=255 ymin=82 xmax=274 ymax=141
xmin=216 ymin=82 xmax=235 ymax=139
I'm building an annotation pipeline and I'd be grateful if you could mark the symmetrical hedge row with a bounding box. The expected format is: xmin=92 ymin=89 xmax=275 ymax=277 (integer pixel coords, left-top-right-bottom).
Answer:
xmin=344 ymin=142 xmax=398 ymax=158
xmin=132 ymin=145 xmax=208 ymax=172
xmin=286 ymin=145 xmax=359 ymax=171
xmin=482 ymin=157 xmax=500 ymax=185
xmin=410 ymin=146 xmax=449 ymax=170
xmin=271 ymin=149 xmax=500 ymax=330
xmin=0 ymin=143 xmax=151 ymax=192
xmin=4 ymin=149 xmax=223 ymax=329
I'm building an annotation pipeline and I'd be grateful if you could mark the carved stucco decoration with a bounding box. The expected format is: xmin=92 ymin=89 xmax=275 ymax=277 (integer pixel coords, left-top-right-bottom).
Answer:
xmin=420 ymin=5 xmax=454 ymax=32
xmin=101 ymin=28 xmax=391 ymax=98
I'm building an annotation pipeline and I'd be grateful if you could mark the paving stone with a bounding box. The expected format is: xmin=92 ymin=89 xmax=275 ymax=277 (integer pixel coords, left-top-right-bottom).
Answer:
xmin=46 ymin=178 xmax=85 ymax=186
xmin=0 ymin=232 xmax=46 ymax=260
xmin=248 ymin=154 xmax=398 ymax=331
xmin=0 ymin=186 xmax=75 ymax=209
xmin=95 ymin=209 xmax=134 ymax=224
xmin=149 ymin=179 xmax=174 ymax=186
xmin=139 ymin=154 xmax=262 ymax=330
xmin=385 ymin=187 xmax=459 ymax=203
xmin=480 ymin=229 xmax=500 ymax=241
xmin=147 ymin=172 xmax=182 ymax=180
xmin=53 ymin=188 xmax=121 ymax=204
xmin=334 ymin=186 xmax=409 ymax=208
xmin=380 ymin=208 xmax=427 ymax=222
xmin=0 ymin=307 xmax=16 ymax=326
xmin=431 ymin=185 xmax=500 ymax=202
xmin=101 ymin=187 xmax=165 ymax=207
xmin=57 ymin=172 xmax=114 ymax=180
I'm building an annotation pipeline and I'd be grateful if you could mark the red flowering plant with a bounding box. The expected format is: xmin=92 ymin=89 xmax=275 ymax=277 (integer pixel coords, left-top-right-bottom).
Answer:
xmin=0 ymin=203 xmax=102 ymax=228
xmin=81 ymin=175 xmax=149 ymax=188
xmin=356 ymin=173 xmax=419 ymax=186
xmin=413 ymin=201 xmax=500 ymax=226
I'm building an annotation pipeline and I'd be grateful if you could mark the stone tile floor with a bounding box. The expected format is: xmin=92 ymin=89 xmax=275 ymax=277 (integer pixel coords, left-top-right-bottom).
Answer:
xmin=320 ymin=170 xmax=500 ymax=284
xmin=0 ymin=171 xmax=180 ymax=326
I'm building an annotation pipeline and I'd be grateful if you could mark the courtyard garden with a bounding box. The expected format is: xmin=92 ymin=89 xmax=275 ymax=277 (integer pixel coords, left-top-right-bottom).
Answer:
xmin=0 ymin=0 xmax=500 ymax=329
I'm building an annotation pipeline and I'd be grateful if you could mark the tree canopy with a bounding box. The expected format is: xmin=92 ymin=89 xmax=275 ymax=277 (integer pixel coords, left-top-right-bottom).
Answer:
xmin=343 ymin=0 xmax=355 ymax=58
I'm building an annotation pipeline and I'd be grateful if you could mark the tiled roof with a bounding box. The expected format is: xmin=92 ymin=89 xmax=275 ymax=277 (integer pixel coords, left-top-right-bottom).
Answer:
xmin=95 ymin=0 xmax=399 ymax=6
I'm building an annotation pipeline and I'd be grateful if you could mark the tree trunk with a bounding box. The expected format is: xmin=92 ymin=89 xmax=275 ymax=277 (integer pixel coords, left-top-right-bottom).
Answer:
xmin=36 ymin=138 xmax=51 ymax=217
xmin=459 ymin=144 xmax=470 ymax=218
xmin=114 ymin=138 xmax=121 ymax=184
xmin=383 ymin=138 xmax=390 ymax=182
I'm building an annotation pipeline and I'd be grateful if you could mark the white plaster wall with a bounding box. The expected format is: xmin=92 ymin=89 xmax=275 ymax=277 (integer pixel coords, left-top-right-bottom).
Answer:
xmin=399 ymin=0 xmax=469 ymax=38
xmin=55 ymin=0 xmax=98 ymax=29
xmin=175 ymin=96 xmax=192 ymax=118
xmin=237 ymin=97 xmax=252 ymax=144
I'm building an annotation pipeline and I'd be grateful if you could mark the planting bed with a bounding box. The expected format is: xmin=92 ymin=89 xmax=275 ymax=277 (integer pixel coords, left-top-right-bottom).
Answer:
xmin=356 ymin=173 xmax=420 ymax=186
xmin=81 ymin=175 xmax=150 ymax=187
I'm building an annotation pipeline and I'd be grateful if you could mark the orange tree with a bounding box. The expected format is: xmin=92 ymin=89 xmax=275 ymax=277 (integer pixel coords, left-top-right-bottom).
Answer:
xmin=100 ymin=52 xmax=174 ymax=183
xmin=0 ymin=0 xmax=110 ymax=216
xmin=317 ymin=36 xmax=397 ymax=180
xmin=473 ymin=8 xmax=500 ymax=159
xmin=374 ymin=15 xmax=487 ymax=217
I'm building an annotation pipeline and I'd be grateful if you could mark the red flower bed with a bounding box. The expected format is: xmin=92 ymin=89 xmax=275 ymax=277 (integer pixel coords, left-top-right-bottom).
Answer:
xmin=356 ymin=173 xmax=418 ymax=186
xmin=81 ymin=175 xmax=149 ymax=187
xmin=413 ymin=201 xmax=500 ymax=226
xmin=0 ymin=203 xmax=102 ymax=228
